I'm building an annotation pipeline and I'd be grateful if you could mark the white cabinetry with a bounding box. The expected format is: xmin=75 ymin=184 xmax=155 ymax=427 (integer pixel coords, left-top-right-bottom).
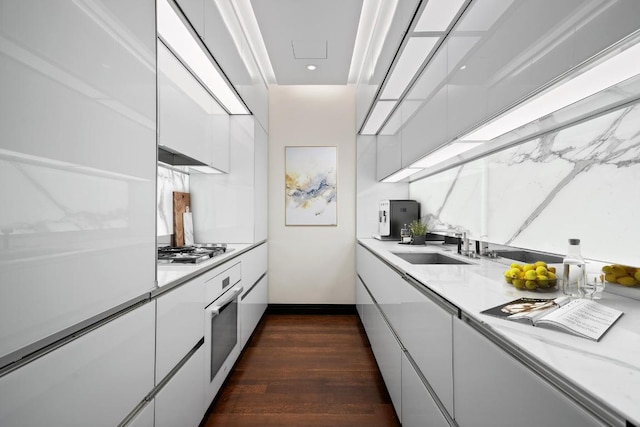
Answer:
xmin=238 ymin=243 xmax=269 ymax=348
xmin=0 ymin=0 xmax=156 ymax=362
xmin=355 ymin=277 xmax=402 ymax=420
xmin=155 ymin=346 xmax=205 ymax=427
xmin=158 ymin=42 xmax=230 ymax=172
xmin=399 ymin=279 xmax=454 ymax=415
xmin=453 ymin=317 xmax=606 ymax=427
xmin=191 ymin=116 xmax=268 ymax=243
xmin=401 ymin=352 xmax=449 ymax=427
xmin=0 ymin=304 xmax=155 ymax=427
xmin=155 ymin=276 xmax=205 ymax=381
xmin=240 ymin=275 xmax=268 ymax=349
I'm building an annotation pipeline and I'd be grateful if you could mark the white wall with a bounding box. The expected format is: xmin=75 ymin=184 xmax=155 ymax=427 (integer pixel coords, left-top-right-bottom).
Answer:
xmin=268 ymin=86 xmax=356 ymax=304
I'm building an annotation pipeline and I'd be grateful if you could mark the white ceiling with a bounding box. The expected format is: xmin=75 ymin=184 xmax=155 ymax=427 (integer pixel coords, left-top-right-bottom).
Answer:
xmin=249 ymin=0 xmax=364 ymax=85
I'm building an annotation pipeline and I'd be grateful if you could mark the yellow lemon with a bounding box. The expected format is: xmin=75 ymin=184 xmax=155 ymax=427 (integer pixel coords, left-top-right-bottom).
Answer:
xmin=611 ymin=265 xmax=627 ymax=278
xmin=634 ymin=270 xmax=640 ymax=282
xmin=510 ymin=263 xmax=522 ymax=270
xmin=537 ymin=275 xmax=549 ymax=288
xmin=617 ymin=276 xmax=638 ymax=286
xmin=522 ymin=264 xmax=534 ymax=272
xmin=524 ymin=270 xmax=538 ymax=281
xmin=533 ymin=261 xmax=547 ymax=268
xmin=548 ymin=266 xmax=556 ymax=274
xmin=513 ymin=279 xmax=525 ymax=289
xmin=547 ymin=272 xmax=557 ymax=280
xmin=605 ymin=273 xmax=618 ymax=283
xmin=525 ymin=280 xmax=538 ymax=290
xmin=602 ymin=265 xmax=612 ymax=274
xmin=535 ymin=266 xmax=548 ymax=276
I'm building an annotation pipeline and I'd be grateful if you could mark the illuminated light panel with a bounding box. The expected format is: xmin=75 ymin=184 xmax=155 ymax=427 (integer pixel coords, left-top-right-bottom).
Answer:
xmin=461 ymin=40 xmax=640 ymax=141
xmin=380 ymin=37 xmax=439 ymax=99
xmin=415 ymin=0 xmax=466 ymax=32
xmin=381 ymin=168 xmax=423 ymax=183
xmin=361 ymin=100 xmax=397 ymax=135
xmin=157 ymin=0 xmax=248 ymax=114
xmin=410 ymin=142 xmax=483 ymax=168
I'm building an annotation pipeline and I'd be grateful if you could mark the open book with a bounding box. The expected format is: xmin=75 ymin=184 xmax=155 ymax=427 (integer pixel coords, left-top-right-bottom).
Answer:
xmin=481 ymin=297 xmax=623 ymax=341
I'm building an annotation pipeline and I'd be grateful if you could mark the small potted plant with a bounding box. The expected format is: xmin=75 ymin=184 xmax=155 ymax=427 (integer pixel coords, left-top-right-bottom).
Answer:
xmin=409 ymin=219 xmax=428 ymax=245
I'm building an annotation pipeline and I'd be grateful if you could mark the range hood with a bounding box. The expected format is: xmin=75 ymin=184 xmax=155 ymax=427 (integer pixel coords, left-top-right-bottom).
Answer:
xmin=158 ymin=146 xmax=222 ymax=174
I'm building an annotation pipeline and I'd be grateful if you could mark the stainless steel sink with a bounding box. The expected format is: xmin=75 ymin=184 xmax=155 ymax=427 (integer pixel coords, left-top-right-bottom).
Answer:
xmin=493 ymin=249 xmax=563 ymax=264
xmin=392 ymin=252 xmax=471 ymax=265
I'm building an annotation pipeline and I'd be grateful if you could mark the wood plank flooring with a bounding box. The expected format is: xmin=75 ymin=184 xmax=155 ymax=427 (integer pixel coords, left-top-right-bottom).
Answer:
xmin=203 ymin=314 xmax=401 ymax=427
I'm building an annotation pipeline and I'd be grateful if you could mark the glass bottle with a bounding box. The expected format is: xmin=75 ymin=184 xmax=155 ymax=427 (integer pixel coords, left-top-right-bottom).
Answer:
xmin=400 ymin=224 xmax=411 ymax=244
xmin=562 ymin=238 xmax=587 ymax=298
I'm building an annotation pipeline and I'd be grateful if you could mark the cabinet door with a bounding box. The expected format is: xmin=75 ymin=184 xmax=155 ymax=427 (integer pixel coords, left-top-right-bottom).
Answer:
xmin=254 ymin=121 xmax=268 ymax=242
xmin=358 ymin=277 xmax=402 ymax=421
xmin=0 ymin=304 xmax=155 ymax=427
xmin=453 ymin=318 xmax=606 ymax=427
xmin=402 ymin=352 xmax=449 ymax=427
xmin=400 ymin=281 xmax=454 ymax=415
xmin=156 ymin=277 xmax=205 ymax=381
xmin=158 ymin=42 xmax=226 ymax=166
xmin=191 ymin=116 xmax=257 ymax=243
xmin=238 ymin=243 xmax=268 ymax=293
xmin=155 ymin=346 xmax=206 ymax=427
xmin=0 ymin=0 xmax=156 ymax=362
xmin=356 ymin=245 xmax=403 ymax=331
xmin=240 ymin=275 xmax=268 ymax=348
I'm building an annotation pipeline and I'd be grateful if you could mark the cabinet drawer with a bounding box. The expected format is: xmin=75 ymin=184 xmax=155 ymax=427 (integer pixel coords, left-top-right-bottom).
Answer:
xmin=204 ymin=261 xmax=241 ymax=303
xmin=400 ymin=281 xmax=454 ymax=416
xmin=402 ymin=352 xmax=449 ymax=427
xmin=156 ymin=277 xmax=205 ymax=381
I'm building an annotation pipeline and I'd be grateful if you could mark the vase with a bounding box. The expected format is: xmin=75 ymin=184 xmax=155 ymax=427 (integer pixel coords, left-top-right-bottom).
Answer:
xmin=411 ymin=235 xmax=426 ymax=245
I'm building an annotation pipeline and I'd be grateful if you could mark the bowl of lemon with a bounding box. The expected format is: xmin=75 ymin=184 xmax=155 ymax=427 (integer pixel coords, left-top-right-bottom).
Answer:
xmin=503 ymin=261 xmax=558 ymax=291
xmin=602 ymin=264 xmax=640 ymax=287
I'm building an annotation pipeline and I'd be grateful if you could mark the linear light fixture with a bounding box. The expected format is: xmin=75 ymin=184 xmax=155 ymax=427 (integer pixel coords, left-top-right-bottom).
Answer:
xmin=410 ymin=142 xmax=483 ymax=168
xmin=157 ymin=0 xmax=249 ymax=114
xmin=380 ymin=37 xmax=439 ymax=99
xmin=461 ymin=37 xmax=640 ymax=141
xmin=381 ymin=168 xmax=422 ymax=183
xmin=415 ymin=0 xmax=467 ymax=32
xmin=361 ymin=100 xmax=398 ymax=135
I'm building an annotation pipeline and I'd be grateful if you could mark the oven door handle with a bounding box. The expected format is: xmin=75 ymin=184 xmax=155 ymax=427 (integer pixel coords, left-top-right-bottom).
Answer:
xmin=208 ymin=286 xmax=243 ymax=318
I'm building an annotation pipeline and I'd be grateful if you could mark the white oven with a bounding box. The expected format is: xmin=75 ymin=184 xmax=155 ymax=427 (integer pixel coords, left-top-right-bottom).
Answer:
xmin=204 ymin=261 xmax=242 ymax=401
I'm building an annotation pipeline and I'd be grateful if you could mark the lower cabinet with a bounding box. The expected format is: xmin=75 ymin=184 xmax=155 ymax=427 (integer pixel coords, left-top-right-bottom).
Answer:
xmin=356 ymin=277 xmax=402 ymax=421
xmin=453 ymin=318 xmax=606 ymax=427
xmin=240 ymin=274 xmax=268 ymax=349
xmin=0 ymin=304 xmax=155 ymax=427
xmin=155 ymin=346 xmax=206 ymax=427
xmin=401 ymin=352 xmax=449 ymax=427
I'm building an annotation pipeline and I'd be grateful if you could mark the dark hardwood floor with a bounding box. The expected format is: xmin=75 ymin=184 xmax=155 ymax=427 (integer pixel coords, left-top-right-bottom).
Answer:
xmin=203 ymin=314 xmax=401 ymax=427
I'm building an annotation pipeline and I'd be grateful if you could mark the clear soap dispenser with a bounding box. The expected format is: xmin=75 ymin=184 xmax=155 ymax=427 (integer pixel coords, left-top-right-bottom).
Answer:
xmin=562 ymin=238 xmax=587 ymax=298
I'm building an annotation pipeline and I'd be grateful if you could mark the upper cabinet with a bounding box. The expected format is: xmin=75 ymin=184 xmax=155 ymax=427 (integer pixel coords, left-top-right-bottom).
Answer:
xmin=362 ymin=0 xmax=640 ymax=180
xmin=176 ymin=0 xmax=269 ymax=131
xmin=190 ymin=116 xmax=268 ymax=244
xmin=0 ymin=0 xmax=157 ymax=362
xmin=157 ymin=42 xmax=230 ymax=172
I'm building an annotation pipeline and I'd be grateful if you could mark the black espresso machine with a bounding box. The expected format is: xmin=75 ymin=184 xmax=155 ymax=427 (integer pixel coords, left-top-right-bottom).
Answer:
xmin=375 ymin=200 xmax=420 ymax=240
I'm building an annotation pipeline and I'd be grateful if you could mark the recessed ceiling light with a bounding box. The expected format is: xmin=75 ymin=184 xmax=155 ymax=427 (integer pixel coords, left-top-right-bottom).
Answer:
xmin=307 ymin=64 xmax=317 ymax=71
xmin=460 ymin=65 xmax=467 ymax=70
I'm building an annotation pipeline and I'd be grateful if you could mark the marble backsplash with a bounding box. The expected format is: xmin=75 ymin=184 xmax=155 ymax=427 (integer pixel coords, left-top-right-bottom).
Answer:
xmin=157 ymin=164 xmax=189 ymax=238
xmin=410 ymin=102 xmax=640 ymax=268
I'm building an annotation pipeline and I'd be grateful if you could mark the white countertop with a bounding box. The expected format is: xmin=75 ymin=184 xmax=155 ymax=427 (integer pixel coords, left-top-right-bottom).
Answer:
xmin=359 ymin=238 xmax=640 ymax=426
xmin=155 ymin=243 xmax=254 ymax=293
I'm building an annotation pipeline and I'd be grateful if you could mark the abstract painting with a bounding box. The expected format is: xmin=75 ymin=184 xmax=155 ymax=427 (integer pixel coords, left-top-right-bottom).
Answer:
xmin=285 ymin=146 xmax=337 ymax=226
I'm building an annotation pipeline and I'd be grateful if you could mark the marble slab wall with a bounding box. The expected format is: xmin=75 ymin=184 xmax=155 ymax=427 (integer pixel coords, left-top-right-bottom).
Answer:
xmin=410 ymin=102 xmax=640 ymax=267
xmin=157 ymin=164 xmax=189 ymax=238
